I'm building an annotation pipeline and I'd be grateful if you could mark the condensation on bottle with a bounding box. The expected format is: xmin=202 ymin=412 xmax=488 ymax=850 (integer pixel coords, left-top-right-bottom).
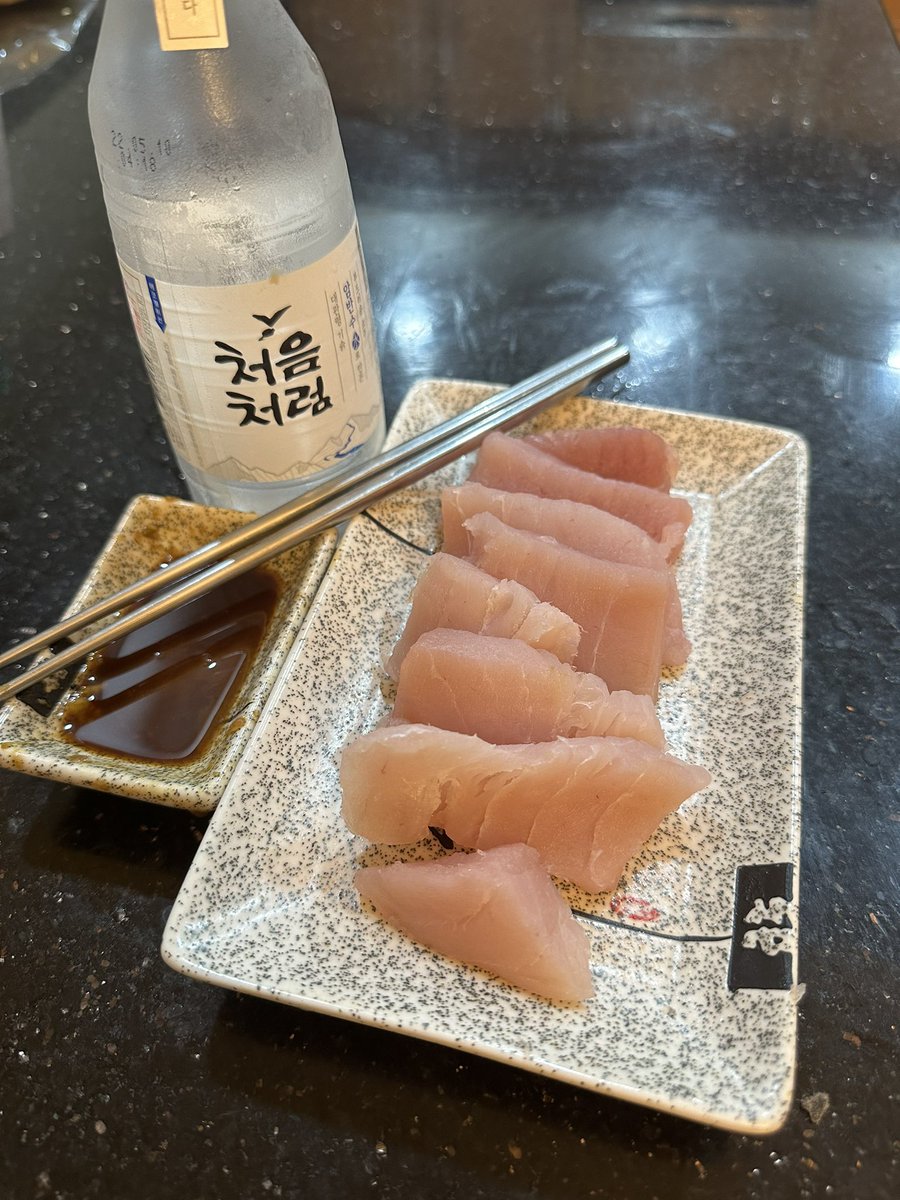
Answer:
xmin=88 ymin=0 xmax=385 ymax=513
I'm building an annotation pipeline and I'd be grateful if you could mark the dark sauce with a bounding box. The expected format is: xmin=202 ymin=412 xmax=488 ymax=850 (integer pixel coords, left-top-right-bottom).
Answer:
xmin=61 ymin=566 xmax=280 ymax=763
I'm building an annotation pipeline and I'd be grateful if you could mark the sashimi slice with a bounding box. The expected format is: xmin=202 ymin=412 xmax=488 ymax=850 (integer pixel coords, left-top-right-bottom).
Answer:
xmin=442 ymin=483 xmax=690 ymax=666
xmin=464 ymin=512 xmax=666 ymax=696
xmin=470 ymin=432 xmax=692 ymax=561
xmin=526 ymin=426 xmax=679 ymax=490
xmin=355 ymin=844 xmax=594 ymax=1003
xmin=385 ymin=553 xmax=580 ymax=680
xmin=442 ymin=482 xmax=668 ymax=566
xmin=391 ymin=628 xmax=664 ymax=748
xmin=341 ymin=725 xmax=711 ymax=893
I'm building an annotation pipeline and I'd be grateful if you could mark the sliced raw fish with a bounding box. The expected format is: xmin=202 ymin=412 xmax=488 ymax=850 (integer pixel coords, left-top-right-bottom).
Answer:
xmin=391 ymin=629 xmax=664 ymax=748
xmin=470 ymin=432 xmax=692 ymax=561
xmin=442 ymin=482 xmax=666 ymax=566
xmin=355 ymin=844 xmax=594 ymax=1003
xmin=385 ymin=553 xmax=580 ymax=680
xmin=442 ymin=483 xmax=690 ymax=666
xmin=341 ymin=725 xmax=711 ymax=893
xmin=526 ymin=426 xmax=679 ymax=490
xmin=464 ymin=512 xmax=666 ymax=696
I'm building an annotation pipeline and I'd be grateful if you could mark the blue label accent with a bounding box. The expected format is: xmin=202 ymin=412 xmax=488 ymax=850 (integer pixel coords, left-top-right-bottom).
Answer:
xmin=145 ymin=276 xmax=166 ymax=331
xmin=328 ymin=422 xmax=363 ymax=461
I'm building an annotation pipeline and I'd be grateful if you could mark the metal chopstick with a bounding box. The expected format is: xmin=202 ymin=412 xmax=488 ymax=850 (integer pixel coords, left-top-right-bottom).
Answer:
xmin=0 ymin=340 xmax=628 ymax=706
xmin=0 ymin=337 xmax=620 ymax=680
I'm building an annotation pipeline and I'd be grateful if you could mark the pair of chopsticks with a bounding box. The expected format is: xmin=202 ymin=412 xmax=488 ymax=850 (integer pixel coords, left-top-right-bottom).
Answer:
xmin=0 ymin=338 xmax=628 ymax=707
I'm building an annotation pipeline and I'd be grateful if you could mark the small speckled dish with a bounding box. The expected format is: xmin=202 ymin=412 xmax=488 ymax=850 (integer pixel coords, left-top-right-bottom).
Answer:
xmin=163 ymin=382 xmax=808 ymax=1132
xmin=0 ymin=494 xmax=337 ymax=812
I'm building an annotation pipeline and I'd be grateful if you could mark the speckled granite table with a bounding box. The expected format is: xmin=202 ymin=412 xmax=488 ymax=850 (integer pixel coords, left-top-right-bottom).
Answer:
xmin=1 ymin=2 xmax=897 ymax=1196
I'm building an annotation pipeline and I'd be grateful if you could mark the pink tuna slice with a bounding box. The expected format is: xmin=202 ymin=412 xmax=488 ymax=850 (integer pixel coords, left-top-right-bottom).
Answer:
xmin=525 ymin=426 xmax=680 ymax=491
xmin=470 ymin=432 xmax=692 ymax=561
xmin=385 ymin=552 xmax=579 ymax=680
xmin=442 ymin=483 xmax=690 ymax=666
xmin=340 ymin=725 xmax=711 ymax=892
xmin=355 ymin=844 xmax=594 ymax=1003
xmin=391 ymin=628 xmax=664 ymax=748
xmin=463 ymin=511 xmax=666 ymax=697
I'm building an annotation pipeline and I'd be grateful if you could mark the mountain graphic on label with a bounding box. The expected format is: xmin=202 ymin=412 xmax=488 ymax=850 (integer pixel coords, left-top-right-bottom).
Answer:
xmin=323 ymin=421 xmax=364 ymax=462
xmin=205 ymin=457 xmax=319 ymax=484
xmin=205 ymin=420 xmax=371 ymax=483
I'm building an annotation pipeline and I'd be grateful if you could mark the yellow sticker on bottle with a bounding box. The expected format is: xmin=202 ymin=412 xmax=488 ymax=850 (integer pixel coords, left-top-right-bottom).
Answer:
xmin=153 ymin=0 xmax=229 ymax=51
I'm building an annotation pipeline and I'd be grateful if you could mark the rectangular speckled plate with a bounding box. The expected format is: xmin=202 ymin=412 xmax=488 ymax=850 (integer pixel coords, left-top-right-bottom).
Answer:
xmin=162 ymin=381 xmax=808 ymax=1133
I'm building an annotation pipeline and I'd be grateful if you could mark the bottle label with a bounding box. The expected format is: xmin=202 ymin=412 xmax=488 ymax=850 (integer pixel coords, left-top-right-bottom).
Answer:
xmin=117 ymin=223 xmax=384 ymax=484
xmin=153 ymin=1 xmax=229 ymax=52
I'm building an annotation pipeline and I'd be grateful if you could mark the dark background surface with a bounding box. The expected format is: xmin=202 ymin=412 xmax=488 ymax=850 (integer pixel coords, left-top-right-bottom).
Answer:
xmin=1 ymin=1 xmax=898 ymax=1196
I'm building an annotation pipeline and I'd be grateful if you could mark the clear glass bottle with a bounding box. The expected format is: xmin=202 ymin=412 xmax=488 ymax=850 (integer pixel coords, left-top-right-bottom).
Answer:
xmin=88 ymin=0 xmax=385 ymax=512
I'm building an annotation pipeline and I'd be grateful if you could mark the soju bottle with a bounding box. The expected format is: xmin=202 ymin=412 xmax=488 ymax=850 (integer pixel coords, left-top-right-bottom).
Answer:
xmin=88 ymin=0 xmax=385 ymax=513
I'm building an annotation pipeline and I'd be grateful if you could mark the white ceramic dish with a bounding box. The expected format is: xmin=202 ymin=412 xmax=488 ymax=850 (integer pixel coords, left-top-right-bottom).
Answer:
xmin=162 ymin=381 xmax=807 ymax=1132
xmin=0 ymin=494 xmax=337 ymax=812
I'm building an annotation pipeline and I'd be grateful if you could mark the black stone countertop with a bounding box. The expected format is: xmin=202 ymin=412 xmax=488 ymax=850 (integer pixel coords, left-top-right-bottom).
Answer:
xmin=1 ymin=1 xmax=898 ymax=1196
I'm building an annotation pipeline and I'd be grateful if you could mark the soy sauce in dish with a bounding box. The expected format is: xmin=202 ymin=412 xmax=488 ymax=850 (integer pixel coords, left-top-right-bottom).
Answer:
xmin=61 ymin=567 xmax=280 ymax=763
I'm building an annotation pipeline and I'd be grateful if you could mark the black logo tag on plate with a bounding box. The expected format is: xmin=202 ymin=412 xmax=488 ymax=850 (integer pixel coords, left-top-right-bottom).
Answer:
xmin=727 ymin=862 xmax=795 ymax=991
